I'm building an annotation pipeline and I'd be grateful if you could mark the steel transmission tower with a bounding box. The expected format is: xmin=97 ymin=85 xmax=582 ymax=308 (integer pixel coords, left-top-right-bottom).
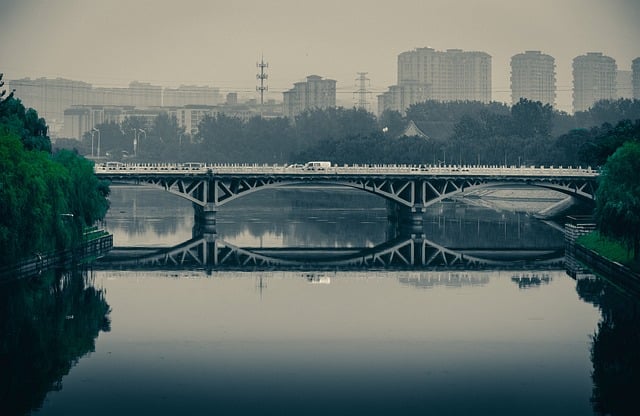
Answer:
xmin=354 ymin=72 xmax=371 ymax=110
xmin=256 ymin=56 xmax=269 ymax=108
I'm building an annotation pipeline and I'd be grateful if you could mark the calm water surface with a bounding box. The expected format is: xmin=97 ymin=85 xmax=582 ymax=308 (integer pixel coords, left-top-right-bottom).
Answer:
xmin=4 ymin=187 xmax=638 ymax=415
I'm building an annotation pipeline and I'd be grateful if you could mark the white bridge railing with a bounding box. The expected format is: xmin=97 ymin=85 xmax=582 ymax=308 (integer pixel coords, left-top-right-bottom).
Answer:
xmin=94 ymin=162 xmax=599 ymax=177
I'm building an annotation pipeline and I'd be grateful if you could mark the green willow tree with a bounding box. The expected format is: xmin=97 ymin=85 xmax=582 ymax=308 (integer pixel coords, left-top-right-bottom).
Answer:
xmin=0 ymin=93 xmax=110 ymax=265
xmin=594 ymin=140 xmax=640 ymax=260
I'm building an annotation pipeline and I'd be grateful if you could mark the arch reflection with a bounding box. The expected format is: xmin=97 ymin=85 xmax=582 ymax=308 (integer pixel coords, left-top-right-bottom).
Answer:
xmin=97 ymin=232 xmax=565 ymax=271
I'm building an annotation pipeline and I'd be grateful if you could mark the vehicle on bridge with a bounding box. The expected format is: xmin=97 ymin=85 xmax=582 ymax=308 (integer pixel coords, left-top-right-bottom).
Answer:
xmin=304 ymin=161 xmax=332 ymax=170
xmin=182 ymin=162 xmax=202 ymax=170
xmin=102 ymin=161 xmax=126 ymax=170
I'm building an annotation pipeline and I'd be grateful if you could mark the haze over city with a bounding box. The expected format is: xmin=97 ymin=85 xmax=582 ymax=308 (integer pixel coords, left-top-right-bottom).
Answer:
xmin=1 ymin=0 xmax=639 ymax=113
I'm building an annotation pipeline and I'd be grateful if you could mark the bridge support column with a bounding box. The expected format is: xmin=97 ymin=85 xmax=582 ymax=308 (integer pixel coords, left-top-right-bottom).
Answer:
xmin=387 ymin=202 xmax=425 ymax=234
xmin=401 ymin=207 xmax=425 ymax=234
xmin=193 ymin=203 xmax=217 ymax=234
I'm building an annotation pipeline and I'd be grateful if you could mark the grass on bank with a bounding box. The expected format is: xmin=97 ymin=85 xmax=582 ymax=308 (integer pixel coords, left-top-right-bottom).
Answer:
xmin=577 ymin=231 xmax=640 ymax=273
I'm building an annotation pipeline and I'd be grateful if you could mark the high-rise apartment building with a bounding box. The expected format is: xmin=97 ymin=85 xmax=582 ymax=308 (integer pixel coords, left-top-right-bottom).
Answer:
xmin=616 ymin=70 xmax=633 ymax=99
xmin=510 ymin=51 xmax=556 ymax=106
xmin=572 ymin=52 xmax=617 ymax=113
xmin=633 ymin=57 xmax=640 ymax=100
xmin=378 ymin=47 xmax=491 ymax=115
xmin=283 ymin=75 xmax=336 ymax=118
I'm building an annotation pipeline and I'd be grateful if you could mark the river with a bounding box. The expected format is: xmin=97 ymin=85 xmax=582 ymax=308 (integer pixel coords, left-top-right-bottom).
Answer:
xmin=2 ymin=186 xmax=638 ymax=415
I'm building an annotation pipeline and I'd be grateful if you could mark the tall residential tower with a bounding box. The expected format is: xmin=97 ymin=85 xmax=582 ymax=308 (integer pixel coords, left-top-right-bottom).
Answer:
xmin=572 ymin=52 xmax=617 ymax=113
xmin=632 ymin=57 xmax=640 ymax=100
xmin=378 ymin=47 xmax=491 ymax=115
xmin=510 ymin=51 xmax=556 ymax=106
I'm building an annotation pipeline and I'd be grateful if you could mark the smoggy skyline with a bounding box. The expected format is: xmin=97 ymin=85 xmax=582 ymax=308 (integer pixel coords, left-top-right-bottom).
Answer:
xmin=1 ymin=0 xmax=639 ymax=113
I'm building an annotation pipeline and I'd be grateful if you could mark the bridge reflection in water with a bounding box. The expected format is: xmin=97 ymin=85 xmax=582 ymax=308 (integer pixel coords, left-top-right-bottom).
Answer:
xmin=96 ymin=232 xmax=564 ymax=271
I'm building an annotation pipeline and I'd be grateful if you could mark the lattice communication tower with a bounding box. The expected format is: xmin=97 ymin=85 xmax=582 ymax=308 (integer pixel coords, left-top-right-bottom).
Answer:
xmin=256 ymin=57 xmax=269 ymax=106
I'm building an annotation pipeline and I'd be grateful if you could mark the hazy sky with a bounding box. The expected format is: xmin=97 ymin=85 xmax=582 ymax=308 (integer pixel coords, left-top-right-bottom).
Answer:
xmin=1 ymin=0 xmax=639 ymax=112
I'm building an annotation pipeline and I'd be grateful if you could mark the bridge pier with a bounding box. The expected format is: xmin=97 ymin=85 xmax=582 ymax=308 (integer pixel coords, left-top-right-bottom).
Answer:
xmin=387 ymin=202 xmax=426 ymax=234
xmin=193 ymin=203 xmax=217 ymax=234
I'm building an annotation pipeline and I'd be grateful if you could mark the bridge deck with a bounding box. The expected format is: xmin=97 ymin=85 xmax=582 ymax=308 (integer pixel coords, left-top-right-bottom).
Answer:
xmin=95 ymin=162 xmax=598 ymax=178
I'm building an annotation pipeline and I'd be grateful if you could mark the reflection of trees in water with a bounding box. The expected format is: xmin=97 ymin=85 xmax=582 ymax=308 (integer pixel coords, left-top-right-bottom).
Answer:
xmin=510 ymin=272 xmax=552 ymax=289
xmin=576 ymin=277 xmax=640 ymax=415
xmin=0 ymin=268 xmax=111 ymax=415
xmin=106 ymin=186 xmax=191 ymax=237
xmin=218 ymin=188 xmax=389 ymax=247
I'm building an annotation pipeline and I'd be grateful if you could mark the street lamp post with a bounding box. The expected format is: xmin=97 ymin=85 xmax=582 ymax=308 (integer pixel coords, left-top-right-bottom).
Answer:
xmin=138 ymin=129 xmax=146 ymax=156
xmin=90 ymin=130 xmax=95 ymax=157
xmin=93 ymin=127 xmax=100 ymax=157
xmin=133 ymin=129 xmax=146 ymax=158
xmin=92 ymin=127 xmax=101 ymax=157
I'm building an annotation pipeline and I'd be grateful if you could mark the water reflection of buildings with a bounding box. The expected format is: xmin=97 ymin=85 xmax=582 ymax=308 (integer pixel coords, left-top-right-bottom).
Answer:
xmin=399 ymin=272 xmax=490 ymax=289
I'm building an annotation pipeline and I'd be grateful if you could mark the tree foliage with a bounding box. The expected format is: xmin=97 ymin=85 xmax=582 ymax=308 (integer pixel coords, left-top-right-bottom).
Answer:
xmin=595 ymin=141 xmax=640 ymax=260
xmin=0 ymin=96 xmax=50 ymax=152
xmin=0 ymin=92 xmax=110 ymax=264
xmin=574 ymin=99 xmax=640 ymax=129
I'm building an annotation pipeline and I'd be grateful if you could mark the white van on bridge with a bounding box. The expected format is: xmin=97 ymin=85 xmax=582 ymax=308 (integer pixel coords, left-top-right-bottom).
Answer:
xmin=304 ymin=161 xmax=332 ymax=170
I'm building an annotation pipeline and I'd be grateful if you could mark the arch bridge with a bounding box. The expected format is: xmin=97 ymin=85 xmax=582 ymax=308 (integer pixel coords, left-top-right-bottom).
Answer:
xmin=95 ymin=163 xmax=598 ymax=229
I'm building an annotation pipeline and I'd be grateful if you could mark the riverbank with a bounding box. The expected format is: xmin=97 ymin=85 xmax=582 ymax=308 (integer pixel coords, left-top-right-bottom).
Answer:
xmin=577 ymin=231 xmax=639 ymax=273
xmin=569 ymin=229 xmax=640 ymax=292
xmin=0 ymin=232 xmax=113 ymax=283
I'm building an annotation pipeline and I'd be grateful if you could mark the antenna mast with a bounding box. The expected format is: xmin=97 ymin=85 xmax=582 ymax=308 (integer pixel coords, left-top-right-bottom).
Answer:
xmin=256 ymin=56 xmax=269 ymax=108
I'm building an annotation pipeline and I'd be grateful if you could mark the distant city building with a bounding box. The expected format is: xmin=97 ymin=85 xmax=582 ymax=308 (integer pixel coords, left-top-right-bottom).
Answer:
xmin=8 ymin=77 xmax=226 ymax=136
xmin=164 ymin=105 xmax=214 ymax=136
xmin=510 ymin=51 xmax=556 ymax=106
xmin=572 ymin=52 xmax=617 ymax=112
xmin=633 ymin=58 xmax=640 ymax=99
xmin=378 ymin=47 xmax=491 ymax=115
xmin=377 ymin=83 xmax=430 ymax=116
xmin=162 ymin=85 xmax=222 ymax=107
xmin=616 ymin=70 xmax=633 ymax=99
xmin=128 ymin=81 xmax=162 ymax=107
xmin=90 ymin=81 xmax=162 ymax=108
xmin=283 ymin=75 xmax=336 ymax=118
xmin=8 ymin=77 xmax=92 ymax=136
xmin=63 ymin=105 xmax=158 ymax=140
